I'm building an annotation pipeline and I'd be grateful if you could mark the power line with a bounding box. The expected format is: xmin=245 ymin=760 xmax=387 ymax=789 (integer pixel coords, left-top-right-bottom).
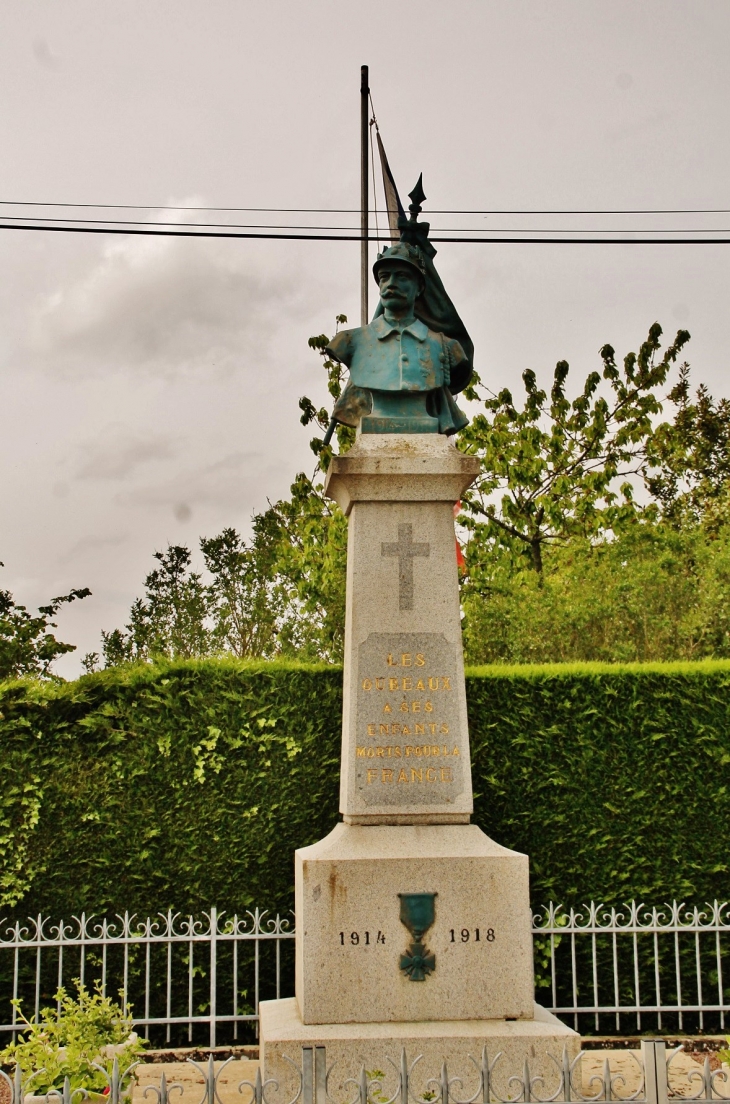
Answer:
xmin=2 ymin=199 xmax=730 ymax=216
xmin=3 ymin=221 xmax=730 ymax=244
xmin=3 ymin=213 xmax=729 ymax=234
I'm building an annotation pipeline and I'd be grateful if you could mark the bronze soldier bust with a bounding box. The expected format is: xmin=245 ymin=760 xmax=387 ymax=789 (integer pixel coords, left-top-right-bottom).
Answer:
xmin=325 ymin=179 xmax=474 ymax=437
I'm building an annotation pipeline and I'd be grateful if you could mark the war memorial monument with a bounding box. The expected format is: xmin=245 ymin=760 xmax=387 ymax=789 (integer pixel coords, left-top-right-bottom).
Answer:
xmin=259 ymin=183 xmax=578 ymax=1087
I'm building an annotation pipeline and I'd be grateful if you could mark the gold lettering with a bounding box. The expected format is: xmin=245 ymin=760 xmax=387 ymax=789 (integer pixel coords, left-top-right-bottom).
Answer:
xmin=415 ymin=723 xmax=425 ymax=735
xmin=387 ymin=654 xmax=398 ymax=667
xmin=375 ymin=677 xmax=385 ymax=690
xmin=397 ymin=769 xmax=408 ymax=783
xmin=395 ymin=746 xmax=402 ymax=757
xmin=382 ymin=768 xmax=394 ymax=783
xmin=383 ymin=703 xmax=392 ymax=714
xmin=401 ymin=653 xmax=412 ymax=667
xmin=376 ymin=747 xmax=385 ymax=757
xmin=411 ymin=700 xmax=421 ymax=713
xmin=440 ymin=723 xmax=449 ymax=735
xmin=367 ymin=769 xmax=378 ymax=784
xmin=416 ymin=679 xmax=426 ymax=691
xmin=425 ymin=701 xmax=433 ymax=713
xmin=428 ymin=677 xmax=439 ymax=691
xmin=441 ymin=767 xmax=453 ymax=783
xmin=426 ymin=768 xmax=437 ymax=782
xmin=442 ymin=744 xmax=449 ymax=755
xmin=453 ymin=746 xmax=460 ymax=756
xmin=431 ymin=745 xmax=440 ymax=756
xmin=400 ymin=701 xmax=409 ymax=713
xmin=411 ymin=768 xmax=423 ymax=783
xmin=367 ymin=747 xmax=375 ymax=758
xmin=389 ymin=677 xmax=399 ymax=691
xmin=402 ymin=676 xmax=413 ymax=690
xmin=405 ymin=745 xmax=414 ymax=756
xmin=429 ymin=723 xmax=437 ymax=735
xmin=402 ymin=725 xmax=411 ymax=736
xmin=415 ymin=653 xmax=425 ymax=667
xmin=362 ymin=678 xmax=372 ymax=691
xmin=367 ymin=723 xmax=376 ymax=736
xmin=380 ymin=723 xmax=390 ymax=736
xmin=392 ymin=723 xmax=401 ymax=736
xmin=356 ymin=747 xmax=366 ymax=757
xmin=415 ymin=745 xmax=422 ymax=756
xmin=441 ymin=677 xmax=452 ymax=690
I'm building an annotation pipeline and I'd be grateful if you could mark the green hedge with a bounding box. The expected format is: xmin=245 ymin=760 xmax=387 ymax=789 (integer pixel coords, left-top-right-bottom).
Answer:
xmin=0 ymin=658 xmax=729 ymax=918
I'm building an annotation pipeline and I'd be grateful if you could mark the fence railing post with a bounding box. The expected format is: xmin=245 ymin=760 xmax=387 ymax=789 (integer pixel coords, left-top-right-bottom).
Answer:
xmin=302 ymin=1046 xmax=314 ymax=1104
xmin=209 ymin=907 xmax=217 ymax=1050
xmin=641 ymin=1040 xmax=668 ymax=1104
xmin=315 ymin=1046 xmax=327 ymax=1104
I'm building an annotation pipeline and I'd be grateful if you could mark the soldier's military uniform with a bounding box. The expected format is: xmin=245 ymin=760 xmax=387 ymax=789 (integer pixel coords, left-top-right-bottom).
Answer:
xmin=326 ymin=242 xmax=469 ymax=436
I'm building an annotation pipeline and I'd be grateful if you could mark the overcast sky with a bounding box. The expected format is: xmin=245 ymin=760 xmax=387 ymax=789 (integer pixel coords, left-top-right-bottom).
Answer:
xmin=2 ymin=0 xmax=730 ymax=676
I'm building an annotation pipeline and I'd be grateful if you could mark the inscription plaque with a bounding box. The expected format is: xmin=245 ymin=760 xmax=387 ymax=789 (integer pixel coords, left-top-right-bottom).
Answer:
xmin=355 ymin=631 xmax=466 ymax=806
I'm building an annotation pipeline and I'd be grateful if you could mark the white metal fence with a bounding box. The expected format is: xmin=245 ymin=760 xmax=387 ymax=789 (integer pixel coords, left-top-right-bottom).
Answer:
xmin=532 ymin=901 xmax=730 ymax=1034
xmin=0 ymin=907 xmax=293 ymax=1047
xmin=1 ymin=901 xmax=729 ymax=1045
xmin=1 ymin=1041 xmax=727 ymax=1104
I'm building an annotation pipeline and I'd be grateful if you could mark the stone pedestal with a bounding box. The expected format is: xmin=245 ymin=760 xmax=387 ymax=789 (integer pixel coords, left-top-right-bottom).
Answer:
xmin=260 ymin=999 xmax=579 ymax=1100
xmin=259 ymin=434 xmax=579 ymax=1075
xmin=326 ymin=435 xmax=479 ymax=825
xmin=295 ymin=824 xmax=533 ymax=1025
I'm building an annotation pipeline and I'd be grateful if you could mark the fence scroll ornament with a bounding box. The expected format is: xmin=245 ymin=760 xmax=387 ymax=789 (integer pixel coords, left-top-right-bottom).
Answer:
xmin=1 ymin=1043 xmax=729 ymax=1104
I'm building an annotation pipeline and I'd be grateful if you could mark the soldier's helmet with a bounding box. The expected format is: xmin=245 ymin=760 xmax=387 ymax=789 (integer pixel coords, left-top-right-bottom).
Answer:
xmin=372 ymin=241 xmax=426 ymax=285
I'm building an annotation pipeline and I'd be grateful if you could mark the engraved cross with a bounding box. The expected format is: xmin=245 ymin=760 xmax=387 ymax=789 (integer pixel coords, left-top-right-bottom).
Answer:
xmin=381 ymin=523 xmax=430 ymax=611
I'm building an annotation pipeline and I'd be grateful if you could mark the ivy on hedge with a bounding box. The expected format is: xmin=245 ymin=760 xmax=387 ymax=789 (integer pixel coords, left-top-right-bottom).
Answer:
xmin=0 ymin=658 xmax=729 ymax=918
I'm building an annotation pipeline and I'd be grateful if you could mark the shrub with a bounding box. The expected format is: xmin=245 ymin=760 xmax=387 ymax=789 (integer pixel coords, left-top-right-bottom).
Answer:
xmin=0 ymin=981 xmax=145 ymax=1094
xmin=0 ymin=658 xmax=729 ymax=917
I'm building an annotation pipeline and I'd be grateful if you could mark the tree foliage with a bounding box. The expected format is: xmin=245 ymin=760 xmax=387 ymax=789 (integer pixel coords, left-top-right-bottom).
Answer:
xmin=461 ymin=520 xmax=730 ymax=664
xmin=0 ymin=565 xmax=91 ymax=680
xmin=102 ymin=504 xmax=347 ymax=668
xmin=645 ymin=363 xmax=730 ymax=529
xmin=103 ymin=318 xmax=730 ymax=669
xmin=103 ymin=318 xmax=353 ymax=668
xmin=459 ymin=323 xmax=691 ymax=574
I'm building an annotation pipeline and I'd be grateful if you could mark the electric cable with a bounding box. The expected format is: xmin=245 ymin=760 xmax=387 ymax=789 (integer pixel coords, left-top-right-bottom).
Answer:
xmin=1 ymin=213 xmax=728 ymax=233
xmin=2 ymin=199 xmax=730 ymax=216
xmin=2 ymin=221 xmax=730 ymax=243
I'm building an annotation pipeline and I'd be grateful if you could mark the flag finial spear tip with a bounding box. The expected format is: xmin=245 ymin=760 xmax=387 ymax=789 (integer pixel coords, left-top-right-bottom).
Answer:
xmin=408 ymin=174 xmax=426 ymax=212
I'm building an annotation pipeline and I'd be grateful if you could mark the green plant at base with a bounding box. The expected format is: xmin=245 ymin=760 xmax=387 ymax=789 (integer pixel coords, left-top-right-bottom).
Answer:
xmin=0 ymin=980 xmax=146 ymax=1094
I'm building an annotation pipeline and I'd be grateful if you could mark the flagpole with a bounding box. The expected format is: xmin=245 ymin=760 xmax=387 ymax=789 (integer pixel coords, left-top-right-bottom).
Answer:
xmin=360 ymin=64 xmax=369 ymax=325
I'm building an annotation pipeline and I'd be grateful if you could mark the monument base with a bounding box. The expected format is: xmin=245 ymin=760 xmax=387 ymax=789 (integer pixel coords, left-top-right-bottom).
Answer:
xmin=260 ymin=997 xmax=580 ymax=1098
xmin=295 ymin=824 xmax=534 ymax=1025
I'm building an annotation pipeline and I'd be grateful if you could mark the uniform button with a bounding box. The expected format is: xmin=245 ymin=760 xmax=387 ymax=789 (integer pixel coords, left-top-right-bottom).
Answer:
xmin=401 ymin=356 xmax=409 ymax=364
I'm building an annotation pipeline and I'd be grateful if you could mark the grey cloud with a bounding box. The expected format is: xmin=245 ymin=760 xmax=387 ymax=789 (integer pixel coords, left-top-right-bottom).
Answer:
xmin=60 ymin=532 xmax=130 ymax=564
xmin=32 ymin=36 xmax=59 ymax=69
xmin=30 ymin=217 xmax=302 ymax=380
xmin=606 ymin=108 xmax=674 ymax=144
xmin=115 ymin=450 xmax=271 ymax=514
xmin=74 ymin=425 xmax=178 ymax=480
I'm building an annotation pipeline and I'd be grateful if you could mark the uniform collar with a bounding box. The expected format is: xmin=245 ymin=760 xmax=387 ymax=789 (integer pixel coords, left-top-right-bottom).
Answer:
xmin=372 ymin=314 xmax=428 ymax=342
